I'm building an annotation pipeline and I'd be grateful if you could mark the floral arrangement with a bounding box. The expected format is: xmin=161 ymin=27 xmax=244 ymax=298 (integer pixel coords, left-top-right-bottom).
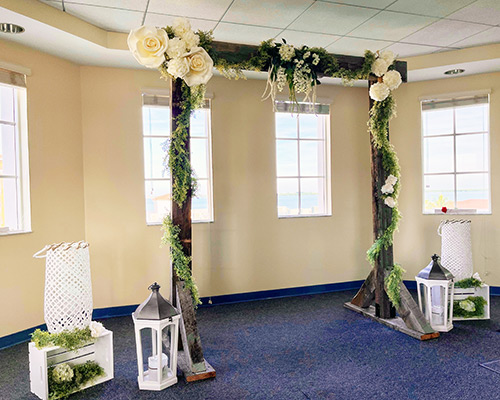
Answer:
xmin=31 ymin=321 xmax=105 ymax=350
xmin=48 ymin=361 xmax=104 ymax=400
xmin=368 ymin=50 xmax=402 ymax=102
xmin=453 ymin=296 xmax=487 ymax=318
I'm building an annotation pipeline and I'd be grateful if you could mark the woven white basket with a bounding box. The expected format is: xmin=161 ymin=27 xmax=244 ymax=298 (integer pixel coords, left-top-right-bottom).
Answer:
xmin=34 ymin=241 xmax=93 ymax=333
xmin=438 ymin=220 xmax=473 ymax=281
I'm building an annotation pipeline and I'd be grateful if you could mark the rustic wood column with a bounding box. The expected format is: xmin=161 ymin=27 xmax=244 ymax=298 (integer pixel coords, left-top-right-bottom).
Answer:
xmin=169 ymin=77 xmax=207 ymax=375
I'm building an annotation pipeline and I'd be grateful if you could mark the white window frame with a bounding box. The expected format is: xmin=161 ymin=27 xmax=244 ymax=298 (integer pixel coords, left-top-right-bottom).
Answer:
xmin=142 ymin=95 xmax=214 ymax=224
xmin=421 ymin=93 xmax=491 ymax=215
xmin=274 ymin=103 xmax=332 ymax=218
xmin=0 ymin=83 xmax=30 ymax=235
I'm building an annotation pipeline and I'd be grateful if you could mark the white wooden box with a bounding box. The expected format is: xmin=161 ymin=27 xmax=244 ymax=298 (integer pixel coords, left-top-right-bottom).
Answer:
xmin=29 ymin=329 xmax=114 ymax=400
xmin=453 ymin=284 xmax=490 ymax=321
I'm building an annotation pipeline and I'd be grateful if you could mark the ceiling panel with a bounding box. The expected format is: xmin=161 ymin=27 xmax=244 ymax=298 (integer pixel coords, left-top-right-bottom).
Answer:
xmin=276 ymin=30 xmax=340 ymax=48
xmin=451 ymin=27 xmax=500 ymax=48
xmin=63 ymin=3 xmax=143 ymax=32
xmin=222 ymin=0 xmax=314 ymax=29
xmin=349 ymin=10 xmax=437 ymax=41
xmin=402 ymin=19 xmax=489 ymax=47
xmin=148 ymin=0 xmax=233 ymax=21
xmin=321 ymin=0 xmax=395 ymax=8
xmin=38 ymin=0 xmax=63 ymax=10
xmin=387 ymin=0 xmax=476 ymax=18
xmin=64 ymin=0 xmax=148 ymax=11
xmin=213 ymin=22 xmax=282 ymax=45
xmin=326 ymin=37 xmax=393 ymax=56
xmin=144 ymin=13 xmax=217 ymax=31
xmin=289 ymin=2 xmax=378 ymax=35
xmin=384 ymin=42 xmax=444 ymax=57
xmin=447 ymin=0 xmax=500 ymax=25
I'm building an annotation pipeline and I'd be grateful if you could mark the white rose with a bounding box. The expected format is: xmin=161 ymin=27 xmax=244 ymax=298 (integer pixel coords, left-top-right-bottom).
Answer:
xmin=384 ymin=197 xmax=396 ymax=208
xmin=372 ymin=58 xmax=389 ymax=77
xmin=173 ymin=17 xmax=192 ymax=38
xmin=369 ymin=82 xmax=390 ymax=102
xmin=472 ymin=272 xmax=482 ymax=282
xmin=379 ymin=50 xmax=395 ymax=65
xmin=386 ymin=174 xmax=398 ymax=186
xmin=183 ymin=30 xmax=200 ymax=50
xmin=128 ymin=26 xmax=169 ymax=69
xmin=89 ymin=321 xmax=104 ymax=338
xmin=383 ymin=70 xmax=402 ymax=90
xmin=167 ymin=37 xmax=187 ymax=59
xmin=167 ymin=57 xmax=190 ymax=79
xmin=381 ymin=183 xmax=394 ymax=194
xmin=183 ymin=47 xmax=214 ymax=87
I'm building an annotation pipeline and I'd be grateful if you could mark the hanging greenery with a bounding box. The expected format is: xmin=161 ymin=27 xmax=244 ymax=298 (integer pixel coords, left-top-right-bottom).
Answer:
xmin=48 ymin=361 xmax=105 ymax=400
xmin=385 ymin=264 xmax=405 ymax=307
xmin=161 ymin=216 xmax=201 ymax=306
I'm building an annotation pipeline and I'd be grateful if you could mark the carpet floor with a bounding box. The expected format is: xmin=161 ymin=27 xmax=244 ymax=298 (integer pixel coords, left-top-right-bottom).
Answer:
xmin=1 ymin=290 xmax=500 ymax=400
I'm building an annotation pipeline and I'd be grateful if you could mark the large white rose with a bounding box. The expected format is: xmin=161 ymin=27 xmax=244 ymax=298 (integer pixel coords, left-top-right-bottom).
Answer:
xmin=369 ymin=82 xmax=390 ymax=102
xmin=384 ymin=197 xmax=396 ymax=208
xmin=89 ymin=321 xmax=104 ymax=338
xmin=381 ymin=183 xmax=394 ymax=194
xmin=173 ymin=17 xmax=192 ymax=38
xmin=183 ymin=47 xmax=214 ymax=87
xmin=128 ymin=26 xmax=169 ymax=68
xmin=383 ymin=70 xmax=402 ymax=90
xmin=167 ymin=37 xmax=187 ymax=59
xmin=379 ymin=50 xmax=395 ymax=65
xmin=372 ymin=58 xmax=389 ymax=77
xmin=167 ymin=57 xmax=190 ymax=79
xmin=386 ymin=174 xmax=398 ymax=186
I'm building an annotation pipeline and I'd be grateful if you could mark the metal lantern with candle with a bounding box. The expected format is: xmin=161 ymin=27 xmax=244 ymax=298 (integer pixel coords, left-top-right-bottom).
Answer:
xmin=132 ymin=282 xmax=180 ymax=391
xmin=416 ymin=254 xmax=455 ymax=332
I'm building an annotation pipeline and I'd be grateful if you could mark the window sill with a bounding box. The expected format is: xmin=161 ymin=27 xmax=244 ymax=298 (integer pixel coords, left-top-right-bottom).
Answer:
xmin=424 ymin=209 xmax=491 ymax=216
xmin=0 ymin=229 xmax=32 ymax=236
xmin=146 ymin=220 xmax=214 ymax=226
xmin=278 ymin=214 xmax=332 ymax=219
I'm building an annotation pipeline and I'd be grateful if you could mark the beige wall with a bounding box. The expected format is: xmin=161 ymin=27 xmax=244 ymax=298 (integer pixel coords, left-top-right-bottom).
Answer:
xmin=392 ymin=72 xmax=500 ymax=283
xmin=0 ymin=40 xmax=85 ymax=336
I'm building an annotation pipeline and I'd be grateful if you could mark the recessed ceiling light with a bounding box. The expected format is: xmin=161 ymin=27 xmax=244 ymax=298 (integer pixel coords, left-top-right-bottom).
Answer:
xmin=0 ymin=23 xmax=25 ymax=34
xmin=444 ymin=68 xmax=465 ymax=75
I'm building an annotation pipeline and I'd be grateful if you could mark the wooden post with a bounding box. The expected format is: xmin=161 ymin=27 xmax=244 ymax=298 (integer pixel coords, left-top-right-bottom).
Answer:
xmin=169 ymin=78 xmax=215 ymax=380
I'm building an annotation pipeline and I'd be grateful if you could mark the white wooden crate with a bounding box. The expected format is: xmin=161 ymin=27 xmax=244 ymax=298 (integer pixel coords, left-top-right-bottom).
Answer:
xmin=453 ymin=284 xmax=490 ymax=321
xmin=29 ymin=329 xmax=114 ymax=400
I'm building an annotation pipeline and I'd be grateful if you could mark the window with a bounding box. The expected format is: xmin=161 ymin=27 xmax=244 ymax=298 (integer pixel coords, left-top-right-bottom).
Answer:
xmin=421 ymin=94 xmax=490 ymax=214
xmin=0 ymin=74 xmax=30 ymax=234
xmin=274 ymin=102 xmax=331 ymax=217
xmin=142 ymin=94 xmax=213 ymax=224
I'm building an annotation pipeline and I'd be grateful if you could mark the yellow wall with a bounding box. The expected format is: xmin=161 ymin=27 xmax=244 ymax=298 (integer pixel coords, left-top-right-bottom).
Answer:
xmin=0 ymin=40 xmax=85 ymax=336
xmin=392 ymin=72 xmax=500 ymax=283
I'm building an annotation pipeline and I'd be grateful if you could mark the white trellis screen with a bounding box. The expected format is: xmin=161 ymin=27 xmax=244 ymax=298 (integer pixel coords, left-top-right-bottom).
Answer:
xmin=438 ymin=220 xmax=473 ymax=281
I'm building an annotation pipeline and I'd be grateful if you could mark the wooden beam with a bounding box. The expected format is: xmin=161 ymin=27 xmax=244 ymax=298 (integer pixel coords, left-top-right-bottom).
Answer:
xmin=212 ymin=41 xmax=408 ymax=82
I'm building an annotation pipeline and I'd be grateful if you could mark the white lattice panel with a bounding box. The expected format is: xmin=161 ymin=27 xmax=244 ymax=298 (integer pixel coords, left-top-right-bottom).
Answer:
xmin=439 ymin=220 xmax=473 ymax=281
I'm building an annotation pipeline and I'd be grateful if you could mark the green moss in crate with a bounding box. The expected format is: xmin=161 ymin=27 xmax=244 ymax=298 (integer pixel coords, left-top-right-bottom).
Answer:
xmin=31 ymin=327 xmax=94 ymax=351
xmin=455 ymin=277 xmax=483 ymax=289
xmin=48 ymin=361 xmax=105 ymax=400
xmin=453 ymin=296 xmax=487 ymax=318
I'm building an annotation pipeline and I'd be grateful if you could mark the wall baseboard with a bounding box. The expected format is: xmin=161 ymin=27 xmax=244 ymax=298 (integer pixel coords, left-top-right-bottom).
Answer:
xmin=1 ymin=279 xmax=497 ymax=350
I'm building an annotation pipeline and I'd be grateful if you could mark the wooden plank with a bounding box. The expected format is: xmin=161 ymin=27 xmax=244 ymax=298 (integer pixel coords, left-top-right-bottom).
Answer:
xmin=344 ymin=302 xmax=439 ymax=341
xmin=351 ymin=268 xmax=376 ymax=308
xmin=212 ymin=41 xmax=408 ymax=82
xmin=392 ymin=282 xmax=435 ymax=334
xmin=177 ymin=351 xmax=216 ymax=382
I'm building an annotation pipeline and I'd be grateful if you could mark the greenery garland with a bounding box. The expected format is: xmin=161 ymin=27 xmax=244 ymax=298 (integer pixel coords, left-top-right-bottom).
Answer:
xmin=31 ymin=327 xmax=93 ymax=351
xmin=453 ymin=296 xmax=487 ymax=318
xmin=455 ymin=277 xmax=483 ymax=289
xmin=385 ymin=264 xmax=405 ymax=307
xmin=161 ymin=216 xmax=201 ymax=306
xmin=48 ymin=361 xmax=104 ymax=400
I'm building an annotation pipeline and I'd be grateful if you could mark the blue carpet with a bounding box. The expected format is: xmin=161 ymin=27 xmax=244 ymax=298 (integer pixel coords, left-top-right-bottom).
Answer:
xmin=1 ymin=290 xmax=500 ymax=400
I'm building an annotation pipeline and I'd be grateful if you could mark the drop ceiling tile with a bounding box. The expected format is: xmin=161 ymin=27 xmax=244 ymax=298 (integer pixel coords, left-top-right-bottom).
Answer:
xmin=65 ymin=0 xmax=148 ymax=11
xmin=144 ymin=13 xmax=218 ymax=31
xmin=289 ymin=2 xmax=378 ymax=35
xmin=326 ymin=37 xmax=393 ymax=56
xmin=451 ymin=27 xmax=500 ymax=48
xmin=447 ymin=0 xmax=500 ymax=25
xmin=402 ymin=19 xmax=489 ymax=47
xmin=148 ymin=0 xmax=233 ymax=21
xmin=349 ymin=10 xmax=437 ymax=41
xmin=213 ymin=22 xmax=282 ymax=45
xmin=63 ymin=3 xmax=143 ymax=32
xmin=222 ymin=0 xmax=314 ymax=29
xmin=276 ymin=30 xmax=340 ymax=48
xmin=39 ymin=0 xmax=63 ymax=10
xmin=321 ymin=0 xmax=394 ymax=8
xmin=384 ymin=42 xmax=443 ymax=57
xmin=387 ymin=0 xmax=476 ymax=18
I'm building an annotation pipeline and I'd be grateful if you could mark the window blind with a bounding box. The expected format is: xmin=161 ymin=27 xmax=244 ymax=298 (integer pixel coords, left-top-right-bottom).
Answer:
xmin=0 ymin=68 xmax=26 ymax=88
xmin=421 ymin=94 xmax=488 ymax=111
xmin=275 ymin=101 xmax=330 ymax=115
xmin=142 ymin=94 xmax=210 ymax=109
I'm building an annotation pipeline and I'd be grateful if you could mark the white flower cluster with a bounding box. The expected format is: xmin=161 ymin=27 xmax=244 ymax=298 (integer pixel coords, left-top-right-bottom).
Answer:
xmin=128 ymin=18 xmax=213 ymax=87
xmin=279 ymin=44 xmax=295 ymax=62
xmin=53 ymin=363 xmax=74 ymax=383
xmin=459 ymin=299 xmax=476 ymax=312
xmin=89 ymin=321 xmax=104 ymax=338
xmin=382 ymin=174 xmax=398 ymax=208
xmin=276 ymin=67 xmax=286 ymax=92
xmin=369 ymin=50 xmax=402 ymax=102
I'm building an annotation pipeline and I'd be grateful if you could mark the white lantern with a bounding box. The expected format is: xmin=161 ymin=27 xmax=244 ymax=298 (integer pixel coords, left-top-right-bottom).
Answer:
xmin=416 ymin=254 xmax=455 ymax=332
xmin=132 ymin=282 xmax=180 ymax=391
